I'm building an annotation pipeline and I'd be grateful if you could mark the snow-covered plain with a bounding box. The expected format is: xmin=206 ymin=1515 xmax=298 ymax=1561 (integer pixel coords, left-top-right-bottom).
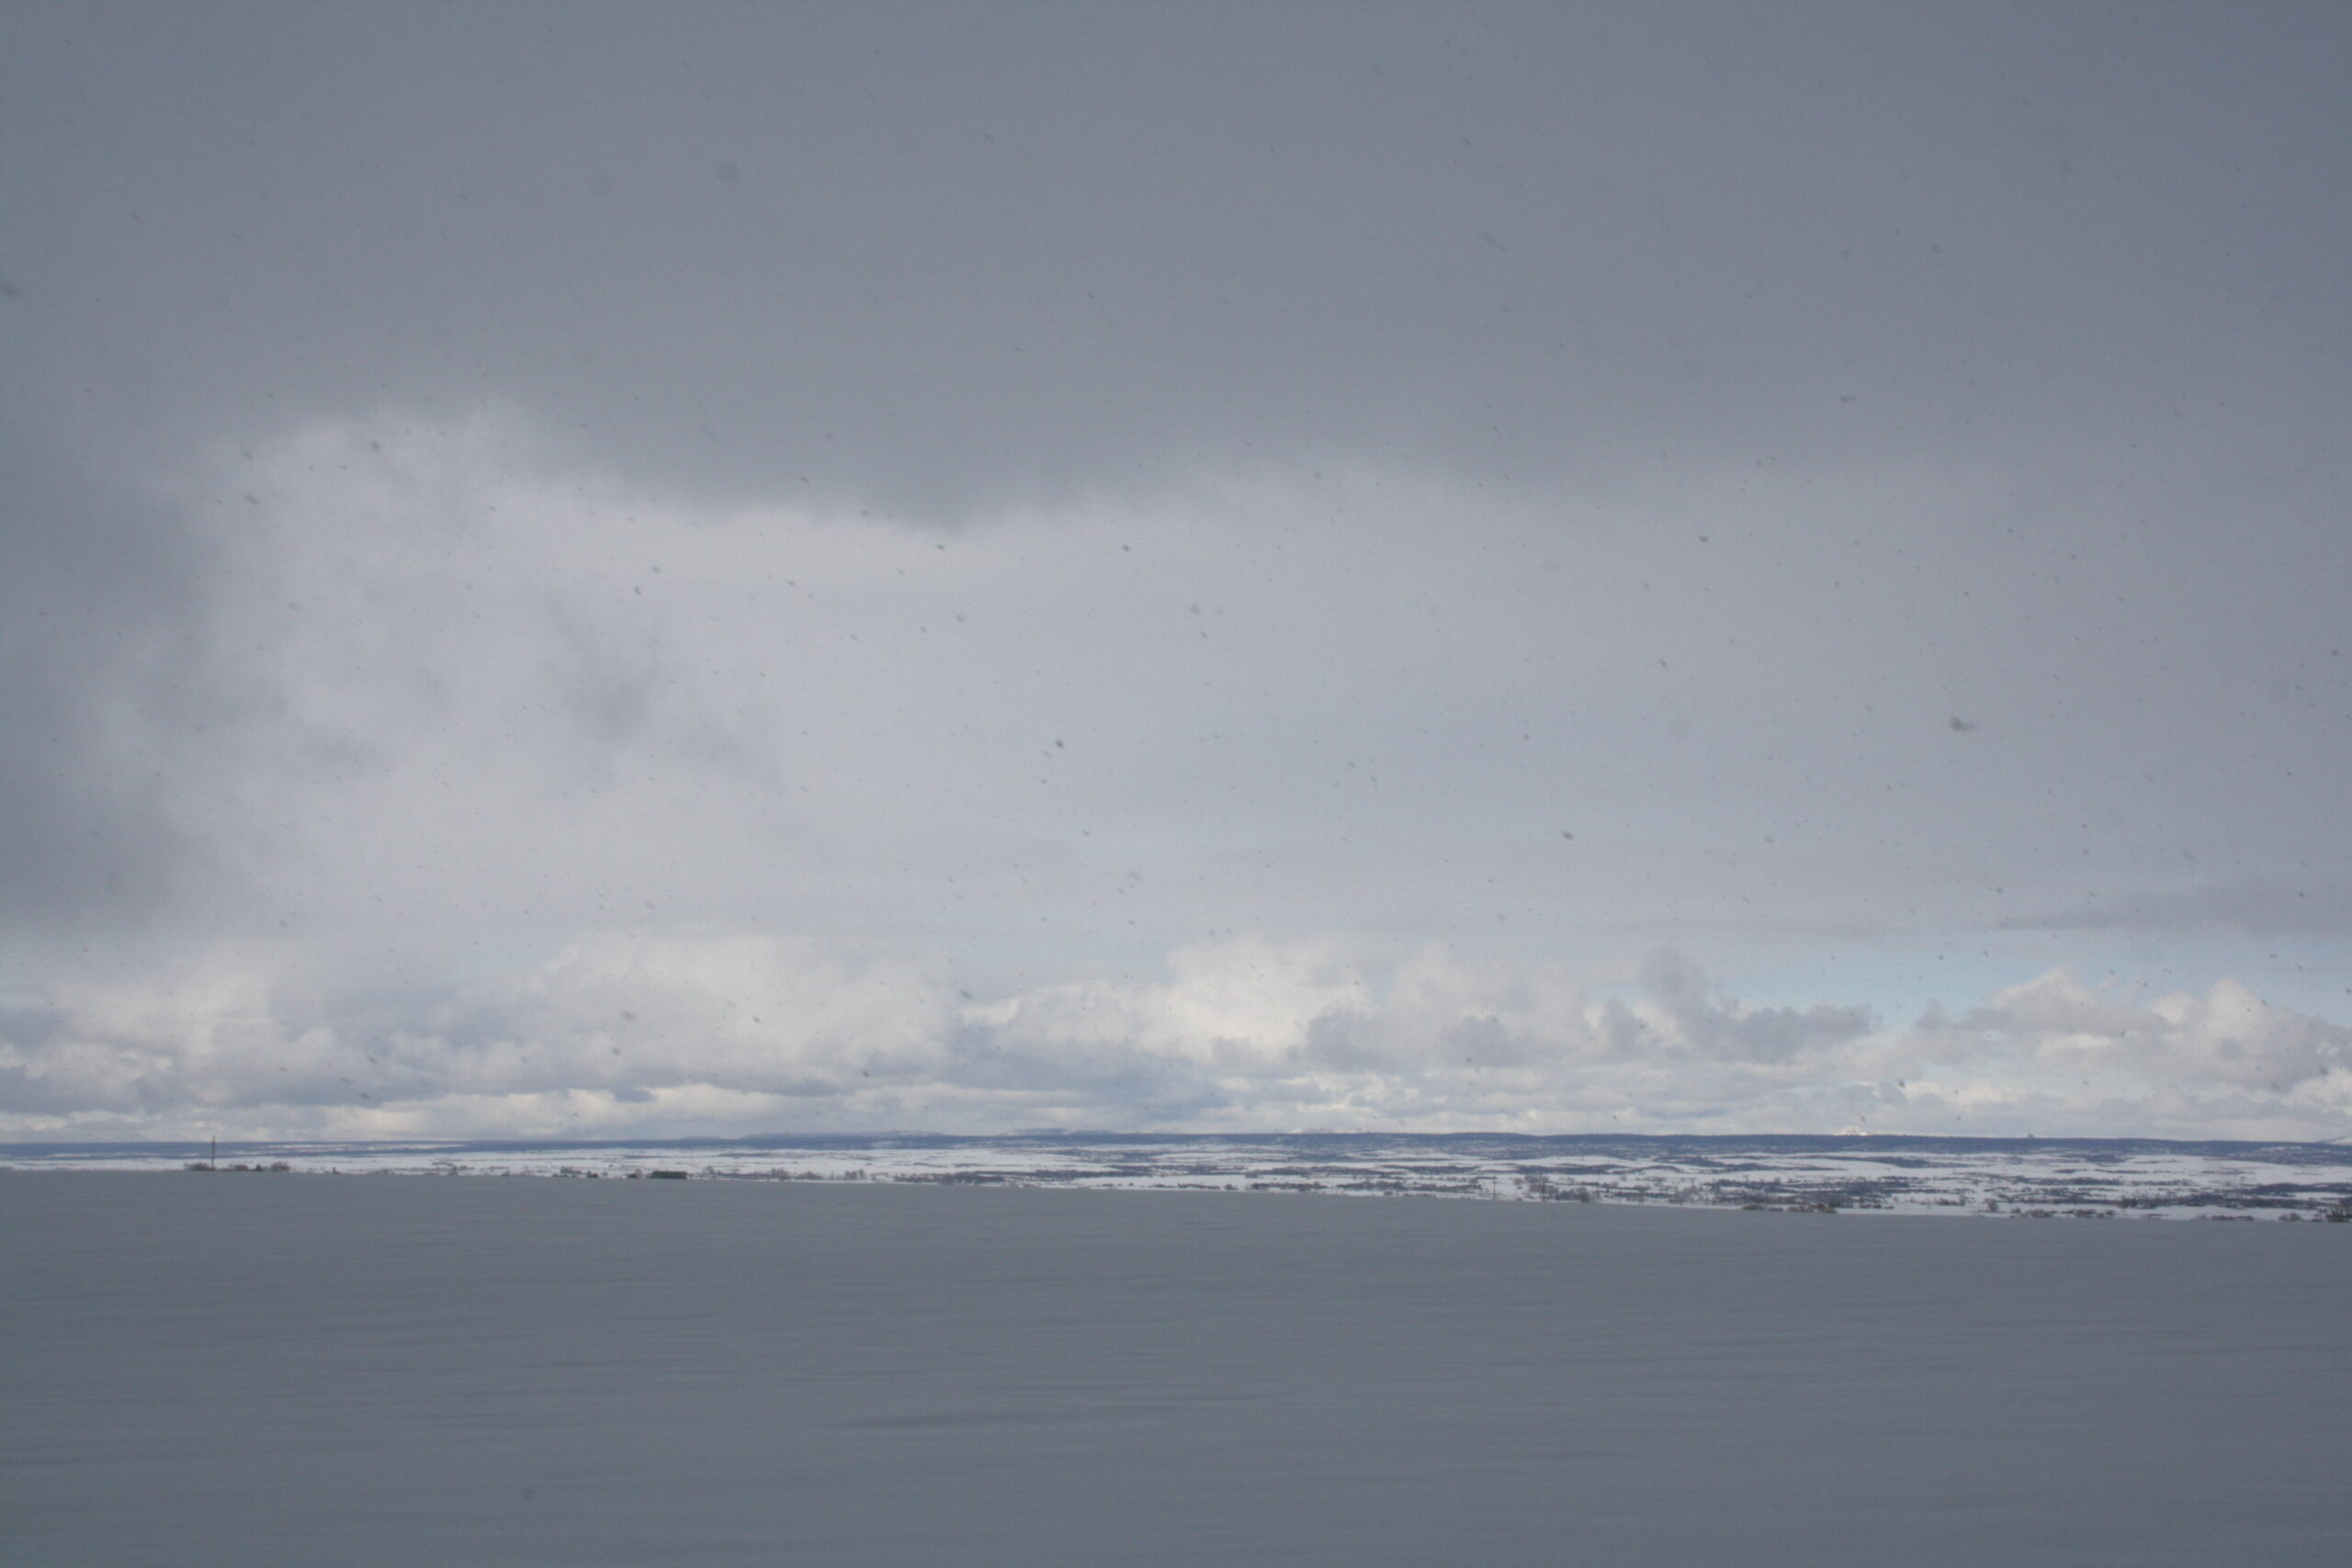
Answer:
xmin=5 ymin=1171 xmax=2348 ymax=1567
xmin=7 ymin=1132 xmax=2351 ymax=1219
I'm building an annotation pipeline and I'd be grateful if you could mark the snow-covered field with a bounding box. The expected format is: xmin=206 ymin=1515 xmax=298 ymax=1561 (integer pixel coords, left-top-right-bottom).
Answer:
xmin=8 ymin=1131 xmax=2351 ymax=1219
xmin=6 ymin=1171 xmax=2348 ymax=1567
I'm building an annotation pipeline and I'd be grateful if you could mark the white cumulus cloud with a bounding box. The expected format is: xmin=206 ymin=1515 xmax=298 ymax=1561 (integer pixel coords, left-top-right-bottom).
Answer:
xmin=6 ymin=935 xmax=2346 ymax=1144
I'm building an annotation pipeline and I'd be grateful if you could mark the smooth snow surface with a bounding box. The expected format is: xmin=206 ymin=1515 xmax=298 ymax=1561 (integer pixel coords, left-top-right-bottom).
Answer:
xmin=5 ymin=1174 xmax=2347 ymax=1566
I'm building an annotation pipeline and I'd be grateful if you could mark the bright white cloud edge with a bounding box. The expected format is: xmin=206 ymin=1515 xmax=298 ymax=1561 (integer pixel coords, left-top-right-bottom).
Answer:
xmin=6 ymin=931 xmax=2347 ymax=1144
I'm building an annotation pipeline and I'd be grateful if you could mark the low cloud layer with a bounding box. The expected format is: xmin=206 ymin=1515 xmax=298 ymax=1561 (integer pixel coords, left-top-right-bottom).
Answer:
xmin=6 ymin=933 xmax=2346 ymax=1143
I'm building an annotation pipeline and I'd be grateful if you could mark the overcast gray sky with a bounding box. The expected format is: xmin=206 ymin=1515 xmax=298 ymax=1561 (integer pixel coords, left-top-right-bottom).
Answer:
xmin=4 ymin=2 xmax=2347 ymax=1142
